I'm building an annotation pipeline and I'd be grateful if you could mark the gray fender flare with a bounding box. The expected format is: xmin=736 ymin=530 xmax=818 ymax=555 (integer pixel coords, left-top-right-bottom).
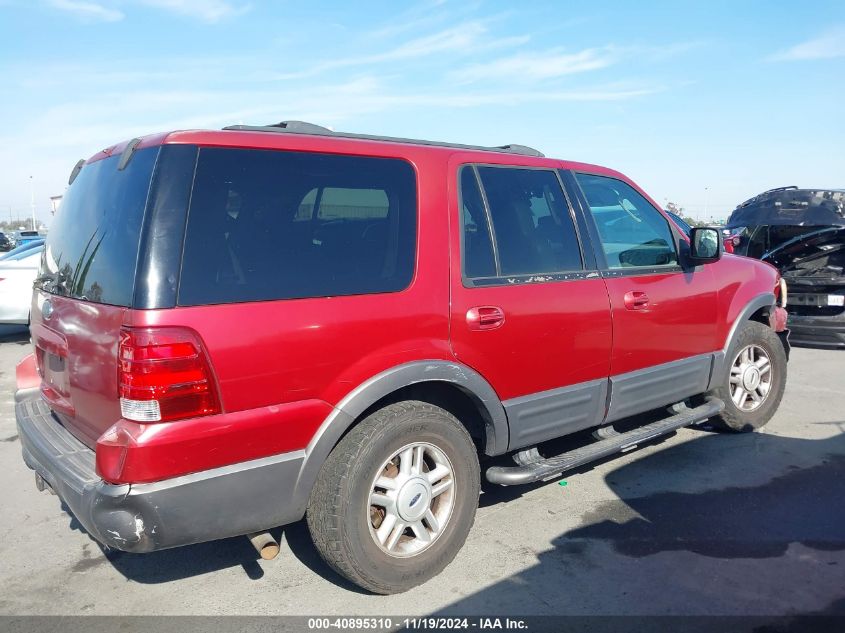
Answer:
xmin=289 ymin=360 xmax=508 ymax=517
xmin=707 ymin=292 xmax=776 ymax=391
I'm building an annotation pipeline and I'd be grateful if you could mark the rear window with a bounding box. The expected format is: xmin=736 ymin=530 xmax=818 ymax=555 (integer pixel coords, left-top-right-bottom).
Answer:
xmin=178 ymin=148 xmax=417 ymax=306
xmin=40 ymin=147 xmax=159 ymax=306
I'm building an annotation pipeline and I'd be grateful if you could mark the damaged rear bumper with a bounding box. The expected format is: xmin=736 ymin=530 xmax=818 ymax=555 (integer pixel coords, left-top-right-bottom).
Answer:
xmin=16 ymin=395 xmax=305 ymax=552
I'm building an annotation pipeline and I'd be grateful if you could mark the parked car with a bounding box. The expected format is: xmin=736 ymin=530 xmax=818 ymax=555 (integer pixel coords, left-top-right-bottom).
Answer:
xmin=0 ymin=238 xmax=45 ymax=261
xmin=16 ymin=122 xmax=789 ymax=594
xmin=0 ymin=232 xmax=14 ymax=251
xmin=0 ymin=246 xmax=42 ymax=324
xmin=15 ymin=230 xmax=42 ymax=246
xmin=727 ymin=187 xmax=845 ymax=348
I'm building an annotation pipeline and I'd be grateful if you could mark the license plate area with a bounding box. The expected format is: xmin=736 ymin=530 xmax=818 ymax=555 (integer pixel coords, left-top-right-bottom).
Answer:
xmin=40 ymin=348 xmax=69 ymax=395
xmin=790 ymin=293 xmax=841 ymax=307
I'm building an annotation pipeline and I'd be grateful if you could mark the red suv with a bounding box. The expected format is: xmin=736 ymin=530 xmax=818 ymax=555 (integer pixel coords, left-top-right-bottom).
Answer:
xmin=16 ymin=121 xmax=789 ymax=594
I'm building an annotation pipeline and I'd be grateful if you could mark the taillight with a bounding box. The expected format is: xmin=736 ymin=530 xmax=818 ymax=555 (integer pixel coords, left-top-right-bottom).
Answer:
xmin=118 ymin=326 xmax=221 ymax=423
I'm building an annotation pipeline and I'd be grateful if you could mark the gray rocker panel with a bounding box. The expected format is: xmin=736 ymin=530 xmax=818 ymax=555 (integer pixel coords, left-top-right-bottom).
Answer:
xmin=504 ymin=379 xmax=607 ymax=451
xmin=605 ymin=353 xmax=714 ymax=423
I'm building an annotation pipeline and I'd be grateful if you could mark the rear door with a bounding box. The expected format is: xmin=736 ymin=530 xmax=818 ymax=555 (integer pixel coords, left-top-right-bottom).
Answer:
xmin=449 ymin=161 xmax=612 ymax=451
xmin=567 ymin=171 xmax=719 ymax=422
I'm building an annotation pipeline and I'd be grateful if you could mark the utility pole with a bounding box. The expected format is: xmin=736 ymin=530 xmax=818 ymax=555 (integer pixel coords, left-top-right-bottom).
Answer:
xmin=29 ymin=175 xmax=36 ymax=231
xmin=704 ymin=186 xmax=709 ymax=222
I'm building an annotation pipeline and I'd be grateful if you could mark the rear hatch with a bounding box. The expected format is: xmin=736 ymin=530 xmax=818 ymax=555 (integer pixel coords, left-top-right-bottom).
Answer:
xmin=31 ymin=144 xmax=160 ymax=447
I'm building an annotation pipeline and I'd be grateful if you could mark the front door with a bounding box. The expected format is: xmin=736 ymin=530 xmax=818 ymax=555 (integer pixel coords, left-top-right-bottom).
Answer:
xmin=448 ymin=161 xmax=613 ymax=450
xmin=569 ymin=171 xmax=719 ymax=422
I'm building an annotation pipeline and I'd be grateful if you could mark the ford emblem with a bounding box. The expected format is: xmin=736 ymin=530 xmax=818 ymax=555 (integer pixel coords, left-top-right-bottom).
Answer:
xmin=42 ymin=299 xmax=53 ymax=320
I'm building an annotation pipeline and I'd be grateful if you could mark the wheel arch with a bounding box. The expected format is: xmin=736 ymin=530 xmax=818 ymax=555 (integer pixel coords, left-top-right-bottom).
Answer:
xmin=290 ymin=360 xmax=508 ymax=519
xmin=708 ymin=292 xmax=776 ymax=391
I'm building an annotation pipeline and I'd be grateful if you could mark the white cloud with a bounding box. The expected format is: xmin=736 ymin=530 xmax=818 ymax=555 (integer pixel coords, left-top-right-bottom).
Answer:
xmin=135 ymin=0 xmax=249 ymax=23
xmin=272 ymin=21 xmax=528 ymax=80
xmin=769 ymin=25 xmax=845 ymax=61
xmin=451 ymin=47 xmax=617 ymax=84
xmin=46 ymin=0 xmax=124 ymax=22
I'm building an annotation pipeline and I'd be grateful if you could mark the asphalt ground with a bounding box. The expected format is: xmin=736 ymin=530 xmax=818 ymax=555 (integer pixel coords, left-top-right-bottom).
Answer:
xmin=0 ymin=326 xmax=842 ymax=618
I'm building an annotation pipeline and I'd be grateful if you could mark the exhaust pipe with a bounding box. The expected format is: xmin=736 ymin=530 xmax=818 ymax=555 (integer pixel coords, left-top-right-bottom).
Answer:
xmin=247 ymin=531 xmax=280 ymax=560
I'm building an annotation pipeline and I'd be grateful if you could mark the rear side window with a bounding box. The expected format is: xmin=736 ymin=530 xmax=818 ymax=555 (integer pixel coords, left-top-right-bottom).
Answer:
xmin=178 ymin=148 xmax=417 ymax=305
xmin=472 ymin=167 xmax=582 ymax=276
xmin=40 ymin=147 xmax=159 ymax=306
xmin=576 ymin=173 xmax=678 ymax=269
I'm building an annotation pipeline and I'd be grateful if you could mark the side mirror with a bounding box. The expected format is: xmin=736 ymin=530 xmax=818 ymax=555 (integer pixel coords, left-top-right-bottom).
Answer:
xmin=689 ymin=227 xmax=721 ymax=264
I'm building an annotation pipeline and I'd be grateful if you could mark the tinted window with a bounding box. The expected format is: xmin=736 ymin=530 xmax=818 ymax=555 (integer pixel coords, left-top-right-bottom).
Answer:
xmin=460 ymin=167 xmax=496 ymax=278
xmin=476 ymin=167 xmax=582 ymax=275
xmin=576 ymin=173 xmax=678 ymax=268
xmin=39 ymin=147 xmax=158 ymax=306
xmin=179 ymin=148 xmax=416 ymax=305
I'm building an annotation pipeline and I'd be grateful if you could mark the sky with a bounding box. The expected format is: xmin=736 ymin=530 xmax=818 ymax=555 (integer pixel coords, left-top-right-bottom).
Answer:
xmin=0 ymin=0 xmax=844 ymax=226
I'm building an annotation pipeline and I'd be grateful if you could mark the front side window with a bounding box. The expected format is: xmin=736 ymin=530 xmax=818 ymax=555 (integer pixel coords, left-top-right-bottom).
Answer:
xmin=179 ymin=148 xmax=416 ymax=305
xmin=469 ymin=167 xmax=582 ymax=276
xmin=576 ymin=173 xmax=678 ymax=269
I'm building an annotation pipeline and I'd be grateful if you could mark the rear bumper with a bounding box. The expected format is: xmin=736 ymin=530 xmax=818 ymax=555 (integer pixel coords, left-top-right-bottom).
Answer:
xmin=787 ymin=313 xmax=845 ymax=349
xmin=16 ymin=395 xmax=306 ymax=553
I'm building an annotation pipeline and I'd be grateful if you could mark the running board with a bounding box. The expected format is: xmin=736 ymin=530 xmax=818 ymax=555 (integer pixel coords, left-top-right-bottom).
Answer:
xmin=486 ymin=398 xmax=724 ymax=486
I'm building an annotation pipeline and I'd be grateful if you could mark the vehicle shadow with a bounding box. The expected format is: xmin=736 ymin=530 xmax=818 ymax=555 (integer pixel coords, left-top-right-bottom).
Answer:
xmin=95 ymin=515 xmax=367 ymax=592
xmin=433 ymin=429 xmax=845 ymax=616
xmin=64 ymin=506 xmax=270 ymax=582
xmin=91 ymin=422 xmax=845 ymax=607
xmin=85 ymin=509 xmax=363 ymax=591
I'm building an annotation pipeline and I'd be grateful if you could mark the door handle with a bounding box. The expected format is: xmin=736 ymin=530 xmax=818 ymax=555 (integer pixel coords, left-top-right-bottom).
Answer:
xmin=466 ymin=306 xmax=506 ymax=331
xmin=623 ymin=291 xmax=649 ymax=310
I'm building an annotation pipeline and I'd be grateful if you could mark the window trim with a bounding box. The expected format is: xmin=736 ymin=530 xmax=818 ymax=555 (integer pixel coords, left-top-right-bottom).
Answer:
xmin=572 ymin=170 xmax=683 ymax=276
xmin=458 ymin=163 xmax=590 ymax=289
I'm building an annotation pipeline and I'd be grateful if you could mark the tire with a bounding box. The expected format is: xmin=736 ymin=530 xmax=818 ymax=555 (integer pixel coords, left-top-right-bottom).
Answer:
xmin=708 ymin=320 xmax=787 ymax=432
xmin=306 ymin=400 xmax=480 ymax=594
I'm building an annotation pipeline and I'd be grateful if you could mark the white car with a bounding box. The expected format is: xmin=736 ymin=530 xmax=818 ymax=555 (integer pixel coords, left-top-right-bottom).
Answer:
xmin=0 ymin=247 xmax=42 ymax=324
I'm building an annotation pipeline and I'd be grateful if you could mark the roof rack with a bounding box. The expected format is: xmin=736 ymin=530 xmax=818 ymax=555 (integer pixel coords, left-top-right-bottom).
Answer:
xmin=222 ymin=121 xmax=545 ymax=158
xmin=736 ymin=186 xmax=799 ymax=208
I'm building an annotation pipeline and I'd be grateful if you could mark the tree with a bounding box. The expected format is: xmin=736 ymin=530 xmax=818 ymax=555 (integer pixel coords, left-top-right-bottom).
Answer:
xmin=666 ymin=201 xmax=700 ymax=227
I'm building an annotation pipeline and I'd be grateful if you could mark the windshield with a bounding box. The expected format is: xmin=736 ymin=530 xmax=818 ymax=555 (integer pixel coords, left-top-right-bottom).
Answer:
xmin=38 ymin=146 xmax=159 ymax=306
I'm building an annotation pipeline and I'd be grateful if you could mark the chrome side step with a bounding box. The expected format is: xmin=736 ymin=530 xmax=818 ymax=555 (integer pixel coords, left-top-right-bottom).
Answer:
xmin=486 ymin=398 xmax=724 ymax=486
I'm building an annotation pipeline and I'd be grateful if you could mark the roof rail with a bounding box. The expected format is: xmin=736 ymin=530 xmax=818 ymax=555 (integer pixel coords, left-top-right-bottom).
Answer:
xmin=222 ymin=121 xmax=545 ymax=158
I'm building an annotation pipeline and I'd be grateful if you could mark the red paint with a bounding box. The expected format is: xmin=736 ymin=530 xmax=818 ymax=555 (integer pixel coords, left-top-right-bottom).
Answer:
xmin=16 ymin=353 xmax=39 ymax=391
xmin=95 ymin=399 xmax=332 ymax=484
xmin=29 ymin=128 xmax=782 ymax=484
xmin=770 ymin=306 xmax=788 ymax=332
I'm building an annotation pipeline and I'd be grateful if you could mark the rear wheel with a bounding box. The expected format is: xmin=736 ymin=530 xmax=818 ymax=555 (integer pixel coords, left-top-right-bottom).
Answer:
xmin=307 ymin=401 xmax=480 ymax=594
xmin=708 ymin=321 xmax=787 ymax=432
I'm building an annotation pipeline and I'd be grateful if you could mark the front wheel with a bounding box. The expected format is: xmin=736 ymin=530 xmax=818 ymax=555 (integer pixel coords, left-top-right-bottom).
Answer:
xmin=707 ymin=321 xmax=787 ymax=432
xmin=307 ymin=401 xmax=480 ymax=594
